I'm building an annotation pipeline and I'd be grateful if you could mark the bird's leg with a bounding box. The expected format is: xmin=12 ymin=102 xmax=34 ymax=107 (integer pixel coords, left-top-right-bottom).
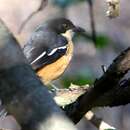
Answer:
xmin=49 ymin=83 xmax=59 ymax=91
xmin=36 ymin=75 xmax=59 ymax=90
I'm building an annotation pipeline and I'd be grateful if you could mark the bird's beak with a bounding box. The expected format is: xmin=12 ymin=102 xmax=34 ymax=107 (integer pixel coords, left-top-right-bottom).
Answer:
xmin=72 ymin=26 xmax=85 ymax=33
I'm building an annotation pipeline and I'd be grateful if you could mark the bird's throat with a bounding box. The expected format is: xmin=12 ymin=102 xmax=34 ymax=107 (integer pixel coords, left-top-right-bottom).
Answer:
xmin=61 ymin=29 xmax=74 ymax=41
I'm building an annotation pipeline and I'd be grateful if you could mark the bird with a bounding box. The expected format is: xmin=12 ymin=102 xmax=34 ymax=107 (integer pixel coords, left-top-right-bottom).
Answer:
xmin=23 ymin=18 xmax=85 ymax=85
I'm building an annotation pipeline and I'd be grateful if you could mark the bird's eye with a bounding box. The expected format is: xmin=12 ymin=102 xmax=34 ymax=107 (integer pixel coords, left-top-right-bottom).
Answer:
xmin=62 ymin=24 xmax=67 ymax=28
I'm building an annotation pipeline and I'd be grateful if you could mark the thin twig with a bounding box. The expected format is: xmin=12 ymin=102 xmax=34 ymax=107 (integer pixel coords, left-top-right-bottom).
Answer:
xmin=87 ymin=0 xmax=97 ymax=45
xmin=85 ymin=111 xmax=116 ymax=130
xmin=18 ymin=0 xmax=48 ymax=34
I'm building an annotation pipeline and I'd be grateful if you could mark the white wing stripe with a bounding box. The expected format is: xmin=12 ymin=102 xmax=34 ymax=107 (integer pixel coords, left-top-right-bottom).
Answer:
xmin=31 ymin=51 xmax=46 ymax=64
xmin=47 ymin=45 xmax=67 ymax=56
xmin=48 ymin=48 xmax=58 ymax=56
xmin=31 ymin=45 xmax=67 ymax=64
xmin=58 ymin=46 xmax=67 ymax=50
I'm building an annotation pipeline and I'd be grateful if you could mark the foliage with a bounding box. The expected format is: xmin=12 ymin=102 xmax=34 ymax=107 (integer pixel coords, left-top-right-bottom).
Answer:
xmin=95 ymin=35 xmax=111 ymax=48
xmin=74 ymin=32 xmax=111 ymax=48
xmin=61 ymin=68 xmax=95 ymax=87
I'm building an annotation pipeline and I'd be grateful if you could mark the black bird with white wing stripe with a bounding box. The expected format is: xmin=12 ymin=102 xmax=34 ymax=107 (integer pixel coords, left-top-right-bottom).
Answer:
xmin=23 ymin=18 xmax=85 ymax=84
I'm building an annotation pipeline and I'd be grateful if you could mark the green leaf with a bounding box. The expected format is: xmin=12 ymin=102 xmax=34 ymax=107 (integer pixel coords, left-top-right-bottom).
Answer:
xmin=74 ymin=32 xmax=111 ymax=49
xmin=95 ymin=35 xmax=110 ymax=48
xmin=61 ymin=69 xmax=95 ymax=88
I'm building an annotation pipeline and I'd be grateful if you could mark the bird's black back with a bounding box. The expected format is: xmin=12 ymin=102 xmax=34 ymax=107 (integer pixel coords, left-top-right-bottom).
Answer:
xmin=23 ymin=25 xmax=68 ymax=70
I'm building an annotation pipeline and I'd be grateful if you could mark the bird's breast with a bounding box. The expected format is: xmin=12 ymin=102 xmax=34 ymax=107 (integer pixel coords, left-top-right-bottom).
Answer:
xmin=37 ymin=40 xmax=74 ymax=85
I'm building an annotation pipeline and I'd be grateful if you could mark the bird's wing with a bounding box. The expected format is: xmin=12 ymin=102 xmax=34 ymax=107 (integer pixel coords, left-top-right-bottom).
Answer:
xmin=23 ymin=30 xmax=68 ymax=70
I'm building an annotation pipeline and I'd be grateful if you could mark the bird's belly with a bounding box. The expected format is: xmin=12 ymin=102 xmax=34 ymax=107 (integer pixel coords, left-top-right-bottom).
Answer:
xmin=37 ymin=41 xmax=73 ymax=85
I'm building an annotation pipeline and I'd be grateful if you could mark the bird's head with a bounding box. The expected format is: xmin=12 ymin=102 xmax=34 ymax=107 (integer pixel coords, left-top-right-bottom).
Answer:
xmin=47 ymin=18 xmax=85 ymax=40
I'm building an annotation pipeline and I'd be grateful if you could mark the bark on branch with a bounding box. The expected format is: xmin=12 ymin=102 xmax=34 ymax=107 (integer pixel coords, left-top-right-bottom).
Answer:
xmin=54 ymin=79 xmax=130 ymax=110
xmin=64 ymin=47 xmax=130 ymax=123
xmin=94 ymin=78 xmax=130 ymax=107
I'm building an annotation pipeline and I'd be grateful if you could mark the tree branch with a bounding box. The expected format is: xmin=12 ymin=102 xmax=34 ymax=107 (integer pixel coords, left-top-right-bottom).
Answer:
xmin=53 ymin=86 xmax=116 ymax=130
xmin=85 ymin=111 xmax=116 ymax=130
xmin=64 ymin=47 xmax=130 ymax=123
xmin=87 ymin=0 xmax=97 ymax=45
xmin=54 ymin=79 xmax=130 ymax=110
xmin=53 ymin=75 xmax=130 ymax=129
xmin=93 ymin=78 xmax=130 ymax=107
